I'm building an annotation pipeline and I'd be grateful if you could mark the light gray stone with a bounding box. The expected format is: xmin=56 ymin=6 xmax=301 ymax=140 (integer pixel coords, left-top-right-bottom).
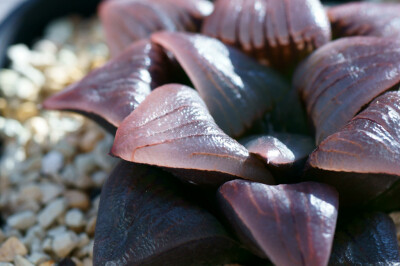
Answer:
xmin=14 ymin=255 xmax=34 ymax=266
xmin=39 ymin=183 xmax=63 ymax=204
xmin=65 ymin=209 xmax=84 ymax=229
xmin=37 ymin=198 xmax=66 ymax=228
xmin=7 ymin=211 xmax=36 ymax=230
xmin=41 ymin=151 xmax=64 ymax=175
xmin=52 ymin=231 xmax=78 ymax=258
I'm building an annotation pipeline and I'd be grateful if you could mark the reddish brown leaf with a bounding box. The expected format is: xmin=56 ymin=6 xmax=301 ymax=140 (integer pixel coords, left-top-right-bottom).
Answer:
xmin=43 ymin=39 xmax=171 ymax=132
xmin=329 ymin=212 xmax=400 ymax=265
xmin=218 ymin=180 xmax=338 ymax=266
xmin=94 ymin=161 xmax=251 ymax=265
xmin=243 ymin=133 xmax=314 ymax=182
xmin=111 ymin=84 xmax=274 ymax=187
xmin=294 ymin=37 xmax=400 ymax=144
xmin=306 ymin=91 xmax=400 ymax=209
xmin=99 ymin=0 xmax=213 ymax=56
xmin=202 ymin=0 xmax=330 ymax=69
xmin=151 ymin=32 xmax=289 ymax=137
xmin=328 ymin=2 xmax=400 ymax=39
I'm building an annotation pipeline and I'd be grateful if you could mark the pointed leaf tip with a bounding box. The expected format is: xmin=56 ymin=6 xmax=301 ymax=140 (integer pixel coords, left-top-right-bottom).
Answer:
xmin=111 ymin=84 xmax=274 ymax=187
xmin=43 ymin=39 xmax=171 ymax=132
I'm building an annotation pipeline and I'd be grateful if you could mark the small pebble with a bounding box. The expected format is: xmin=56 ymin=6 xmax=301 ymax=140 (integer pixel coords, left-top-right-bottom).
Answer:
xmin=42 ymin=238 xmax=53 ymax=252
xmin=38 ymin=260 xmax=56 ymax=266
xmin=18 ymin=184 xmax=43 ymax=203
xmin=39 ymin=183 xmax=63 ymax=204
xmin=41 ymin=151 xmax=64 ymax=175
xmin=65 ymin=209 xmax=85 ymax=230
xmin=0 ymin=229 xmax=5 ymax=242
xmin=7 ymin=211 xmax=36 ymax=230
xmin=47 ymin=226 xmax=67 ymax=238
xmin=85 ymin=217 xmax=96 ymax=236
xmin=52 ymin=231 xmax=78 ymax=258
xmin=82 ymin=258 xmax=92 ymax=266
xmin=0 ymin=237 xmax=28 ymax=262
xmin=14 ymin=255 xmax=34 ymax=266
xmin=91 ymin=171 xmax=107 ymax=187
xmin=65 ymin=190 xmax=90 ymax=210
xmin=37 ymin=198 xmax=67 ymax=228
xmin=28 ymin=252 xmax=50 ymax=265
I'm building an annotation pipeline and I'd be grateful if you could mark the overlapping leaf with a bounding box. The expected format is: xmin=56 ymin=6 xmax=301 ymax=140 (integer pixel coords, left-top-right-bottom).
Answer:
xmin=94 ymin=161 xmax=250 ymax=265
xmin=329 ymin=212 xmax=400 ymax=265
xmin=111 ymin=84 xmax=274 ymax=186
xmin=43 ymin=39 xmax=171 ymax=133
xmin=152 ymin=32 xmax=289 ymax=137
xmin=218 ymin=180 xmax=338 ymax=266
xmin=328 ymin=2 xmax=400 ymax=39
xmin=202 ymin=0 xmax=330 ymax=68
xmin=99 ymin=0 xmax=213 ymax=55
xmin=294 ymin=37 xmax=400 ymax=144
xmin=306 ymin=91 xmax=400 ymax=209
xmin=243 ymin=133 xmax=314 ymax=182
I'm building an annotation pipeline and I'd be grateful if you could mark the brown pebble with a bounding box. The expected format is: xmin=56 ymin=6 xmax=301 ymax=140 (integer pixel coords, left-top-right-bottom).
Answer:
xmin=65 ymin=190 xmax=90 ymax=210
xmin=0 ymin=237 xmax=28 ymax=262
xmin=39 ymin=261 xmax=56 ymax=266
xmin=85 ymin=216 xmax=96 ymax=236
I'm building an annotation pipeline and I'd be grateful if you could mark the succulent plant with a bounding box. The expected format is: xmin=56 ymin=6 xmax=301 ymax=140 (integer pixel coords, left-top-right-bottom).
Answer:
xmin=44 ymin=0 xmax=400 ymax=265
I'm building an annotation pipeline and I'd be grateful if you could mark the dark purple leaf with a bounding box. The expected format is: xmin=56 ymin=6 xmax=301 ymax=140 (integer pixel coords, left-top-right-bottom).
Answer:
xmin=294 ymin=37 xmax=400 ymax=144
xmin=94 ymin=161 xmax=250 ymax=265
xmin=328 ymin=2 xmax=400 ymax=39
xmin=151 ymin=32 xmax=289 ymax=137
xmin=243 ymin=133 xmax=314 ymax=182
xmin=99 ymin=0 xmax=213 ymax=56
xmin=329 ymin=212 xmax=400 ymax=265
xmin=111 ymin=84 xmax=274 ymax=187
xmin=305 ymin=91 xmax=400 ymax=209
xmin=202 ymin=0 xmax=330 ymax=69
xmin=43 ymin=39 xmax=171 ymax=133
xmin=218 ymin=180 xmax=338 ymax=266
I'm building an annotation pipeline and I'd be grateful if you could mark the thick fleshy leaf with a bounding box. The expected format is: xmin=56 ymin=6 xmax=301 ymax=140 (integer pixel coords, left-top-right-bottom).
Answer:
xmin=328 ymin=2 xmax=400 ymax=39
xmin=329 ymin=212 xmax=400 ymax=265
xmin=218 ymin=180 xmax=338 ymax=266
xmin=151 ymin=32 xmax=289 ymax=137
xmin=202 ymin=0 xmax=330 ymax=69
xmin=306 ymin=91 xmax=400 ymax=209
xmin=43 ymin=39 xmax=171 ymax=133
xmin=243 ymin=133 xmax=314 ymax=182
xmin=111 ymin=84 xmax=274 ymax=187
xmin=94 ymin=161 xmax=250 ymax=265
xmin=294 ymin=37 xmax=400 ymax=144
xmin=99 ymin=0 xmax=213 ymax=56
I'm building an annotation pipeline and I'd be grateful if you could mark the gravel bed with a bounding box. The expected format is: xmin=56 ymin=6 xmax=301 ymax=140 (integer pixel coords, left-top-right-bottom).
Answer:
xmin=0 ymin=16 xmax=117 ymax=265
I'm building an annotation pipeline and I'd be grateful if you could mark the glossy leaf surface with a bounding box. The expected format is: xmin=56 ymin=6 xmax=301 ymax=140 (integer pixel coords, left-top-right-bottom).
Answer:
xmin=243 ymin=133 xmax=314 ymax=182
xmin=94 ymin=161 xmax=248 ymax=265
xmin=294 ymin=37 xmax=400 ymax=144
xmin=329 ymin=212 xmax=400 ymax=265
xmin=306 ymin=91 xmax=400 ymax=209
xmin=99 ymin=0 xmax=213 ymax=56
xmin=202 ymin=0 xmax=330 ymax=68
xmin=218 ymin=180 xmax=338 ymax=266
xmin=244 ymin=133 xmax=314 ymax=167
xmin=152 ymin=32 xmax=289 ymax=137
xmin=111 ymin=84 xmax=274 ymax=186
xmin=328 ymin=2 xmax=400 ymax=39
xmin=43 ymin=40 xmax=171 ymax=132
